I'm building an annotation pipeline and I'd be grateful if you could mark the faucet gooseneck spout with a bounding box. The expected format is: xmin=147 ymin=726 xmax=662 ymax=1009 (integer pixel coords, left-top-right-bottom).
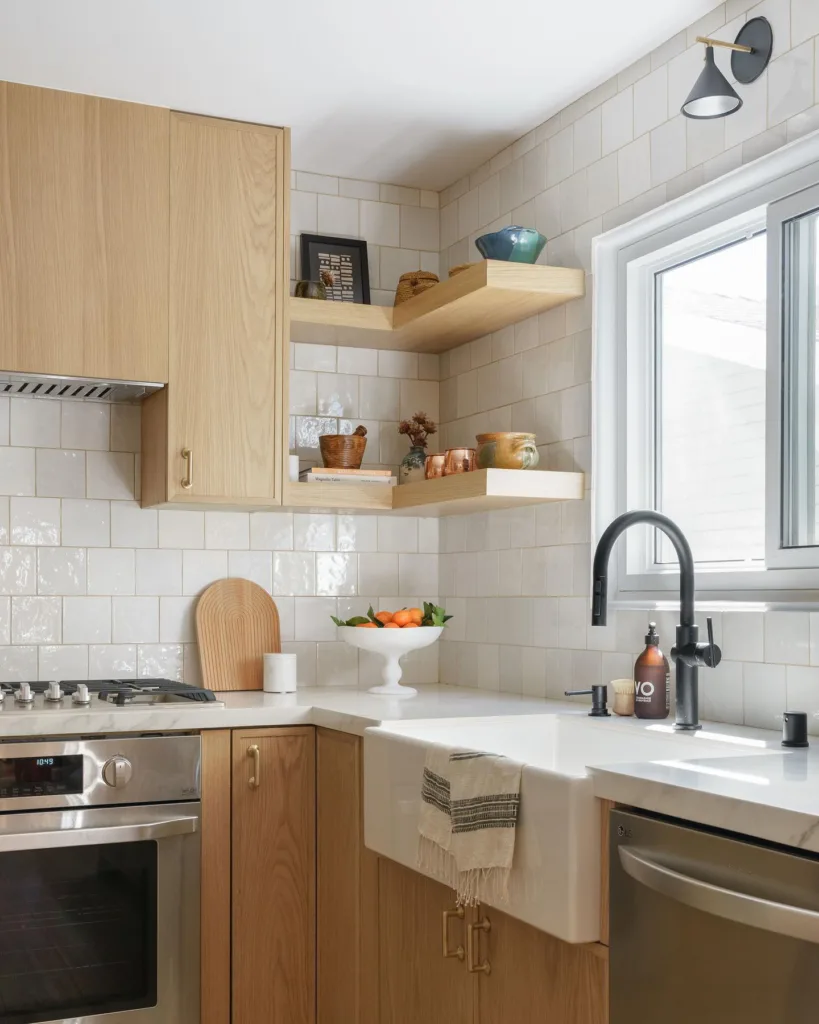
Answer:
xmin=591 ymin=510 xmax=720 ymax=732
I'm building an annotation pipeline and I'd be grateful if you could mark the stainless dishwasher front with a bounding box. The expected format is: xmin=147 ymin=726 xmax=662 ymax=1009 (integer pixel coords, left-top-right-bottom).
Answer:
xmin=611 ymin=808 xmax=819 ymax=1023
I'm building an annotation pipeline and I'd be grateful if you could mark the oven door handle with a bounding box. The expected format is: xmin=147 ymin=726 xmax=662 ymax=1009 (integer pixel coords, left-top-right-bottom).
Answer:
xmin=619 ymin=846 xmax=819 ymax=945
xmin=0 ymin=814 xmax=199 ymax=852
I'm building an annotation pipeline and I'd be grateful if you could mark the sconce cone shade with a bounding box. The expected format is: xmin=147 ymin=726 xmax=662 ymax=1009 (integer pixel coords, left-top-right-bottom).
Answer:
xmin=681 ymin=46 xmax=742 ymax=119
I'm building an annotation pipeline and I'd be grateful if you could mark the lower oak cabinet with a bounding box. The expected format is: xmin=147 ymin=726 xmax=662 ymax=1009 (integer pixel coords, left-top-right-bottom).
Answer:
xmin=201 ymin=726 xmax=607 ymax=1024
xmin=316 ymin=728 xmax=609 ymax=1024
xmin=201 ymin=727 xmax=316 ymax=1024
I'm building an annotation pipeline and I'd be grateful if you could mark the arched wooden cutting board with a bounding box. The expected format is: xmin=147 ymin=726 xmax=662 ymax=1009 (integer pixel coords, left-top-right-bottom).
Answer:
xmin=196 ymin=578 xmax=281 ymax=691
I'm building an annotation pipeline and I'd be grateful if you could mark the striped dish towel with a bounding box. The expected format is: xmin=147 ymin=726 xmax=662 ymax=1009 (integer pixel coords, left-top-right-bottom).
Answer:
xmin=418 ymin=745 xmax=522 ymax=906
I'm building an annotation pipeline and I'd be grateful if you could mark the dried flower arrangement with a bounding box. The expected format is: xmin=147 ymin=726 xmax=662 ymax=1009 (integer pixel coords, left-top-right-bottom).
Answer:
xmin=398 ymin=411 xmax=437 ymax=449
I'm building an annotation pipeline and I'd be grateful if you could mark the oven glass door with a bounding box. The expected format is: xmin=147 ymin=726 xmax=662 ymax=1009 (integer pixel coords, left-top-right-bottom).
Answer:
xmin=0 ymin=804 xmax=200 ymax=1024
xmin=0 ymin=842 xmax=157 ymax=1023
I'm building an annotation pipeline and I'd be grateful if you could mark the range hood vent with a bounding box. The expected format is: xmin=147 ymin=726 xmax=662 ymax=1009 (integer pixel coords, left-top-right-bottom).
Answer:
xmin=0 ymin=373 xmax=163 ymax=403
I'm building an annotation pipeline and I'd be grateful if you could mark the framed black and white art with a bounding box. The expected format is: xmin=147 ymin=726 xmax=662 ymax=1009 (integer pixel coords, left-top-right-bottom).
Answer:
xmin=299 ymin=234 xmax=371 ymax=304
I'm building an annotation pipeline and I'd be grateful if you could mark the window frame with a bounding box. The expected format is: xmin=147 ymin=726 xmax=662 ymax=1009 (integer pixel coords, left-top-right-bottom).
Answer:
xmin=766 ymin=182 xmax=819 ymax=569
xmin=593 ymin=131 xmax=819 ymax=607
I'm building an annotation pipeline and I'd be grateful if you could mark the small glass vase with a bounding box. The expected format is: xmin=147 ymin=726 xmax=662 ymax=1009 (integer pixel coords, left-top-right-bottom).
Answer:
xmin=399 ymin=445 xmax=427 ymax=484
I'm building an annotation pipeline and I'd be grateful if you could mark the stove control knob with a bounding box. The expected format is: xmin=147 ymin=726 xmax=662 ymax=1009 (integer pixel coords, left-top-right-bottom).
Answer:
xmin=45 ymin=680 xmax=63 ymax=702
xmin=72 ymin=683 xmax=91 ymax=706
xmin=15 ymin=683 xmax=33 ymax=704
xmin=102 ymin=756 xmax=133 ymax=789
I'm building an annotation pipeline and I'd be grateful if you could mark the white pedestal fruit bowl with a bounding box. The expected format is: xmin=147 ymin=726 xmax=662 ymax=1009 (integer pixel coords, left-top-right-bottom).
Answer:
xmin=338 ymin=626 xmax=443 ymax=697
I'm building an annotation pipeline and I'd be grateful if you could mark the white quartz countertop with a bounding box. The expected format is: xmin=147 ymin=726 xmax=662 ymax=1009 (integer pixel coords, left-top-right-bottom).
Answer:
xmin=5 ymin=682 xmax=819 ymax=856
xmin=0 ymin=685 xmax=559 ymax=740
xmin=591 ymin=744 xmax=819 ymax=853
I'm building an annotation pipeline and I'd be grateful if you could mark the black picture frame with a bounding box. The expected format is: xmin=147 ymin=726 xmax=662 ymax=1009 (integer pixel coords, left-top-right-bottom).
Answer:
xmin=300 ymin=234 xmax=371 ymax=304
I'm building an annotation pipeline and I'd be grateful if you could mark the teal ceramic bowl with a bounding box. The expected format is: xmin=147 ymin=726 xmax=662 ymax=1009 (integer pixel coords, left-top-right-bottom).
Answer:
xmin=475 ymin=226 xmax=547 ymax=263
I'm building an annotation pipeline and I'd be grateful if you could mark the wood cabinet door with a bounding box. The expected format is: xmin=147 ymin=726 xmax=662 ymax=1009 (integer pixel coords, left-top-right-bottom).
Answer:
xmin=232 ymin=727 xmax=316 ymax=1024
xmin=316 ymin=729 xmax=379 ymax=1024
xmin=0 ymin=81 xmax=169 ymax=381
xmin=378 ymin=858 xmax=475 ymax=1024
xmin=476 ymin=906 xmax=608 ymax=1024
xmin=162 ymin=111 xmax=286 ymax=505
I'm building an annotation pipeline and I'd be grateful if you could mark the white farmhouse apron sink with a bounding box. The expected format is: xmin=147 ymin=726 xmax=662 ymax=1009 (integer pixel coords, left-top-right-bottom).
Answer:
xmin=363 ymin=712 xmax=774 ymax=943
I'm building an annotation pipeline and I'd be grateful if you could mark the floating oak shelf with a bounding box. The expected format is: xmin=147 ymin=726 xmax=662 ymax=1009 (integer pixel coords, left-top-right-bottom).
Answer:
xmin=283 ymin=469 xmax=584 ymax=517
xmin=289 ymin=261 xmax=585 ymax=354
xmin=283 ymin=481 xmax=393 ymax=512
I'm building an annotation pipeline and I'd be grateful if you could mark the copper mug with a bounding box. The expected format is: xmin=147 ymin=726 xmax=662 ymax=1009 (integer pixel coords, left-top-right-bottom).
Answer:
xmin=443 ymin=448 xmax=476 ymax=475
xmin=424 ymin=453 xmax=446 ymax=479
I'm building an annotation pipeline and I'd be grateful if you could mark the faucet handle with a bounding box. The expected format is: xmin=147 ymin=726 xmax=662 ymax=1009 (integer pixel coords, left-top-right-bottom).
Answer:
xmin=701 ymin=616 xmax=721 ymax=668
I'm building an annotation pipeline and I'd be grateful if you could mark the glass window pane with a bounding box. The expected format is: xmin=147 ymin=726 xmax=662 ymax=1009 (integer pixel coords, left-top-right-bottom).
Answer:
xmin=655 ymin=233 xmax=767 ymax=564
xmin=781 ymin=206 xmax=819 ymax=549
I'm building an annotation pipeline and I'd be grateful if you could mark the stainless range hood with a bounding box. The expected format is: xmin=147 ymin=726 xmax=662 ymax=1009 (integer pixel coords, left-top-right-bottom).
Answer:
xmin=0 ymin=372 xmax=164 ymax=403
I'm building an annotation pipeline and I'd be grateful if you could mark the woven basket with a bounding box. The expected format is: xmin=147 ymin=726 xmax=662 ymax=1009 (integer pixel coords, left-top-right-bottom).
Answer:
xmin=449 ymin=262 xmax=476 ymax=277
xmin=394 ymin=271 xmax=439 ymax=306
xmin=319 ymin=431 xmax=367 ymax=469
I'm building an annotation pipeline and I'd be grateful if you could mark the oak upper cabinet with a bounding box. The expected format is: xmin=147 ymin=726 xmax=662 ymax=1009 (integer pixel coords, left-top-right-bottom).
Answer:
xmin=0 ymin=81 xmax=169 ymax=382
xmin=232 ymin=727 xmax=316 ymax=1024
xmin=378 ymin=858 xmax=475 ymax=1024
xmin=141 ymin=111 xmax=288 ymax=508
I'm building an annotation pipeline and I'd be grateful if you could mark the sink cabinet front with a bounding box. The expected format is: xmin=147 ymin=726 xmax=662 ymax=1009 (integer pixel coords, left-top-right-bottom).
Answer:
xmin=378 ymin=858 xmax=475 ymax=1024
xmin=317 ymin=729 xmax=609 ymax=1024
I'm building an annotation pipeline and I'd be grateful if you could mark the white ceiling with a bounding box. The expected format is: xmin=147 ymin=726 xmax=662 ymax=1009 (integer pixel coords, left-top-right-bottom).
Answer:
xmin=0 ymin=0 xmax=722 ymax=190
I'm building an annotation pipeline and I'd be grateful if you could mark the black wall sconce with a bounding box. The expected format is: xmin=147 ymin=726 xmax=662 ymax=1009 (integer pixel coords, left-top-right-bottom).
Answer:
xmin=681 ymin=16 xmax=773 ymax=119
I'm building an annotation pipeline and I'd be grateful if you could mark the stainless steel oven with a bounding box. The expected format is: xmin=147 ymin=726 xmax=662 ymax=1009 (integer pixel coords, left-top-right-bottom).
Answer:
xmin=0 ymin=735 xmax=200 ymax=1024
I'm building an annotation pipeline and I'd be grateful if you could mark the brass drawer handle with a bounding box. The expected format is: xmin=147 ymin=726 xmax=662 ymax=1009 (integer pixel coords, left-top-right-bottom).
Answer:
xmin=248 ymin=744 xmax=261 ymax=788
xmin=181 ymin=447 xmax=193 ymax=489
xmin=467 ymin=916 xmax=491 ymax=975
xmin=442 ymin=906 xmax=465 ymax=960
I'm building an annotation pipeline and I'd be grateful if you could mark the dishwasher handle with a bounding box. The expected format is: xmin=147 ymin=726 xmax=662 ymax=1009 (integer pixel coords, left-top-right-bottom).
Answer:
xmin=620 ymin=845 xmax=819 ymax=946
xmin=0 ymin=814 xmax=198 ymax=853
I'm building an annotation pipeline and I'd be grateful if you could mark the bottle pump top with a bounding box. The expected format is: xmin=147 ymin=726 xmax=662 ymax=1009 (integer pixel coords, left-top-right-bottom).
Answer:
xmin=645 ymin=622 xmax=659 ymax=645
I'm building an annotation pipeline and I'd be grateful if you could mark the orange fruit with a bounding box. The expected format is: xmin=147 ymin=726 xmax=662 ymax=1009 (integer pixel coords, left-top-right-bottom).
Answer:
xmin=407 ymin=607 xmax=423 ymax=625
xmin=401 ymin=622 xmax=419 ymax=628
xmin=374 ymin=611 xmax=394 ymax=624
xmin=392 ymin=609 xmax=412 ymax=627
xmin=383 ymin=621 xmax=400 ymax=628
xmin=356 ymin=622 xmax=377 ymax=628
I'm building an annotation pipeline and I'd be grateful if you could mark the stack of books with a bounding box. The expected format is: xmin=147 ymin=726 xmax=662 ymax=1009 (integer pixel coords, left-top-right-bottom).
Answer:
xmin=299 ymin=467 xmax=396 ymax=486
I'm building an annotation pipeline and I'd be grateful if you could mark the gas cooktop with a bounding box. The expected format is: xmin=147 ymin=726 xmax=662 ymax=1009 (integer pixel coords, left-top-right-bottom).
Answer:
xmin=0 ymin=678 xmax=224 ymax=709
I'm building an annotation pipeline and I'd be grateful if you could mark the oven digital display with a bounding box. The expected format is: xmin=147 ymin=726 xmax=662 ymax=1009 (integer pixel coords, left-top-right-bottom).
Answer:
xmin=0 ymin=755 xmax=83 ymax=798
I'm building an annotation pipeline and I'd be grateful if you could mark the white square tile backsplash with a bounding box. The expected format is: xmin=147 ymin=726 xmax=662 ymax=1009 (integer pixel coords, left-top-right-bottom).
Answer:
xmin=434 ymin=0 xmax=819 ymax=731
xmin=0 ymin=384 xmax=439 ymax=689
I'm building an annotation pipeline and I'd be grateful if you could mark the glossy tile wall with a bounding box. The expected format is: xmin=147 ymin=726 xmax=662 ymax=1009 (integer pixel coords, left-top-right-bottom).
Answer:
xmin=436 ymin=0 xmax=819 ymax=732
xmin=288 ymin=172 xmax=441 ymax=473
xmin=0 ymin=396 xmax=439 ymax=688
xmin=290 ymin=172 xmax=440 ymax=307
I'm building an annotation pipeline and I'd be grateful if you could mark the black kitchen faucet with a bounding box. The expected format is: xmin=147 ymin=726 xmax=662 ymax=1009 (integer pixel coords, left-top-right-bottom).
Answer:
xmin=590 ymin=510 xmax=721 ymax=731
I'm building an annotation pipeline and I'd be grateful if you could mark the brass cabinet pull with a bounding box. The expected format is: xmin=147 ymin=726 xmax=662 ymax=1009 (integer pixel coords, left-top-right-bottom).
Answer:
xmin=442 ymin=906 xmax=465 ymax=960
xmin=181 ymin=447 xmax=193 ymax=489
xmin=248 ymin=744 xmax=261 ymax=789
xmin=466 ymin=915 xmax=491 ymax=975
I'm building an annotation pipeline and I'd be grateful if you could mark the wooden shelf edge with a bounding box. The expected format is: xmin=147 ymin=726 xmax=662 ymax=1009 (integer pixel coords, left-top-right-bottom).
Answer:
xmin=288 ymin=262 xmax=586 ymax=354
xmin=392 ymin=468 xmax=585 ymax=516
xmin=283 ymin=481 xmax=393 ymax=512
xmin=282 ymin=470 xmax=584 ymax=516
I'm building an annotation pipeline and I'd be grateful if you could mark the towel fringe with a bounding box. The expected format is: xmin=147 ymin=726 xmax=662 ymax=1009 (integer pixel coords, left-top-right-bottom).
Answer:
xmin=418 ymin=834 xmax=458 ymax=888
xmin=455 ymin=866 xmax=510 ymax=907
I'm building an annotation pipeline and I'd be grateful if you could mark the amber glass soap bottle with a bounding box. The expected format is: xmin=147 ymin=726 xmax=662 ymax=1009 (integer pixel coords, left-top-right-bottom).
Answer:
xmin=634 ymin=622 xmax=670 ymax=720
